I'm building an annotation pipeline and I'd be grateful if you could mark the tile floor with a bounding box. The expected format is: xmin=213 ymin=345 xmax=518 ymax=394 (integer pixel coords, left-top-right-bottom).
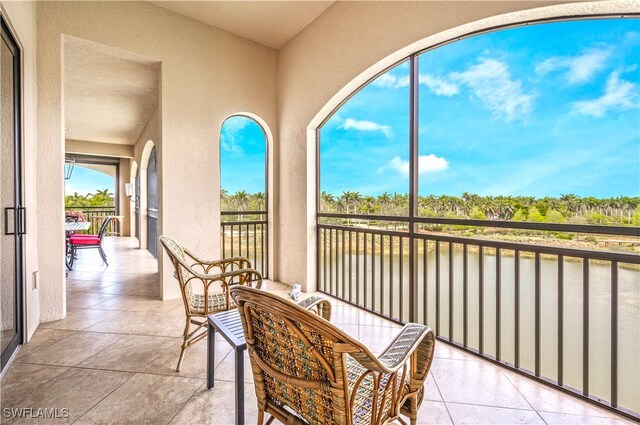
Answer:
xmin=1 ymin=238 xmax=635 ymax=424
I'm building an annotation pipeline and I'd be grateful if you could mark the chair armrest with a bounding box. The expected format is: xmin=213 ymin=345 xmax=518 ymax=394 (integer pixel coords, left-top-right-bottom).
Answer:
xmin=167 ymin=245 xmax=261 ymax=286
xmin=379 ymin=323 xmax=432 ymax=371
xmin=296 ymin=295 xmax=332 ymax=321
xmin=224 ymin=268 xmax=263 ymax=289
xmin=181 ymin=266 xmax=262 ymax=288
xmin=351 ymin=323 xmax=433 ymax=375
xmin=183 ymin=247 xmax=252 ymax=270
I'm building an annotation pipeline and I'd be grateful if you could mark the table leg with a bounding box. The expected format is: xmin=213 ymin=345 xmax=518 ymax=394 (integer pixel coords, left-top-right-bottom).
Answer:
xmin=235 ymin=348 xmax=245 ymax=425
xmin=207 ymin=324 xmax=216 ymax=389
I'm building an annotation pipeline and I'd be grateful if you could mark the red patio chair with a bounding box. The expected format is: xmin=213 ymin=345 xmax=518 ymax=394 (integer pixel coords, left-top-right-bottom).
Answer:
xmin=67 ymin=216 xmax=112 ymax=268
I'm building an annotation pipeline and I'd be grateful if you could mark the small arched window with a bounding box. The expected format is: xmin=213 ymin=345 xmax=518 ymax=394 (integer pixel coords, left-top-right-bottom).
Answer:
xmin=220 ymin=115 xmax=268 ymax=277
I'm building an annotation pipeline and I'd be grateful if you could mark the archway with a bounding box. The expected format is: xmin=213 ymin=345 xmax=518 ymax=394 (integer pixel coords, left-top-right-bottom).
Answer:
xmin=308 ymin=10 xmax=640 ymax=420
xmin=219 ymin=114 xmax=272 ymax=277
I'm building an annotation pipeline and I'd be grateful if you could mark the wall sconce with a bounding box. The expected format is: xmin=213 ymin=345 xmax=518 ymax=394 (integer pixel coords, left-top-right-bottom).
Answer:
xmin=64 ymin=157 xmax=75 ymax=180
xmin=125 ymin=183 xmax=139 ymax=202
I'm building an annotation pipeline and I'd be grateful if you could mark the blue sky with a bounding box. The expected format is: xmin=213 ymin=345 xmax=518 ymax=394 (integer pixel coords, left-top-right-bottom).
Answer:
xmin=65 ymin=166 xmax=114 ymax=197
xmin=72 ymin=20 xmax=638 ymax=200
xmin=320 ymin=18 xmax=640 ymax=198
xmin=220 ymin=116 xmax=267 ymax=194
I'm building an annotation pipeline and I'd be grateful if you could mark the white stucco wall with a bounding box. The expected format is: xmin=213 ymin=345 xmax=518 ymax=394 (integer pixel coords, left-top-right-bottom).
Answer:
xmin=1 ymin=0 xmax=39 ymax=340
xmin=275 ymin=0 xmax=637 ymax=291
xmin=36 ymin=1 xmax=277 ymax=319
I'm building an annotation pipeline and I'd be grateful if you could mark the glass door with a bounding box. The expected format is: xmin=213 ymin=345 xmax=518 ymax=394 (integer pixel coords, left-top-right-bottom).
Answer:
xmin=1 ymin=17 xmax=24 ymax=372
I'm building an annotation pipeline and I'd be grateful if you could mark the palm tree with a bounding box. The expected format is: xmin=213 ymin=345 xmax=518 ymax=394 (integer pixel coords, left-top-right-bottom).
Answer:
xmin=376 ymin=192 xmax=390 ymax=214
xmin=320 ymin=191 xmax=335 ymax=212
xmin=232 ymin=191 xmax=249 ymax=211
xmin=220 ymin=188 xmax=230 ymax=210
xmin=253 ymin=192 xmax=266 ymax=211
xmin=339 ymin=191 xmax=361 ymax=215
xmin=89 ymin=188 xmax=114 ymax=207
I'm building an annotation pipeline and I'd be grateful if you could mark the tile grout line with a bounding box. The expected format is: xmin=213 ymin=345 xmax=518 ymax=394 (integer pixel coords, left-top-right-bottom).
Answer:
xmin=38 ymin=327 xmax=193 ymax=339
xmin=444 ymin=400 xmax=543 ymax=412
xmin=2 ymin=363 xmax=73 ymax=400
xmin=499 ymin=368 xmax=547 ymax=424
xmin=431 ymin=369 xmax=456 ymax=424
xmin=166 ymin=380 xmax=207 ymax=425
xmin=17 ymin=361 xmax=213 ymax=381
xmin=500 ymin=369 xmax=629 ymax=421
xmin=70 ymin=370 xmax=137 ymax=424
xmin=15 ymin=329 xmax=80 ymax=354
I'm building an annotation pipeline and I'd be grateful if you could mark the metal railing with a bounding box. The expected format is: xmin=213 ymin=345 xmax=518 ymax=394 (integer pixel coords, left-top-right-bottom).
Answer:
xmin=317 ymin=213 xmax=640 ymax=420
xmin=221 ymin=211 xmax=268 ymax=278
xmin=65 ymin=207 xmax=118 ymax=235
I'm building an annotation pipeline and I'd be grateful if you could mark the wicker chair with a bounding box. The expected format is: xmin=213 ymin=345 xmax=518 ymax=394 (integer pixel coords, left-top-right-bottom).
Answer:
xmin=160 ymin=235 xmax=261 ymax=372
xmin=230 ymin=286 xmax=436 ymax=425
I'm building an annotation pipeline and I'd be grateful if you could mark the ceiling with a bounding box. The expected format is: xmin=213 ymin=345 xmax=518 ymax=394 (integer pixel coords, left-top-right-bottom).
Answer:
xmin=64 ymin=36 xmax=160 ymax=145
xmin=150 ymin=1 xmax=335 ymax=49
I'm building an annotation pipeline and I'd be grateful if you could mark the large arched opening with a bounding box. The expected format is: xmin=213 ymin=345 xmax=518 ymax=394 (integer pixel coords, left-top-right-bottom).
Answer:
xmin=308 ymin=10 xmax=639 ymax=418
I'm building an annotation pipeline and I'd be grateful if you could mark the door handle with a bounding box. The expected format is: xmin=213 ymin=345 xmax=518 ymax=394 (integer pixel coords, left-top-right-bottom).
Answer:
xmin=18 ymin=207 xmax=26 ymax=235
xmin=4 ymin=207 xmax=15 ymax=235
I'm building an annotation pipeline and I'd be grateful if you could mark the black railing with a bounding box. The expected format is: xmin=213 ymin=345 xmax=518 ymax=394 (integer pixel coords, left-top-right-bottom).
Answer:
xmin=221 ymin=211 xmax=268 ymax=278
xmin=317 ymin=213 xmax=640 ymax=420
xmin=65 ymin=206 xmax=118 ymax=235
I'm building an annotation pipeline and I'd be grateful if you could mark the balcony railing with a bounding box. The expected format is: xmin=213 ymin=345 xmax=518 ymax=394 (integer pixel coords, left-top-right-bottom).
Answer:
xmin=317 ymin=213 xmax=640 ymax=421
xmin=221 ymin=211 xmax=268 ymax=278
xmin=65 ymin=206 xmax=118 ymax=235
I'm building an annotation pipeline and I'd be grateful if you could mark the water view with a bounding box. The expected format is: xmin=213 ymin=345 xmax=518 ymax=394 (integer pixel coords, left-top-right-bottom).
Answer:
xmin=318 ymin=239 xmax=640 ymax=413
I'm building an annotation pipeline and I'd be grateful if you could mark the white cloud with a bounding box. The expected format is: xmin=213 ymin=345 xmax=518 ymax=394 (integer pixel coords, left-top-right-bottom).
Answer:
xmin=374 ymin=71 xmax=459 ymax=97
xmin=383 ymin=154 xmax=449 ymax=176
xmin=342 ymin=118 xmax=392 ymax=137
xmin=572 ymin=71 xmax=637 ymax=117
xmin=535 ymin=48 xmax=610 ymax=84
xmin=419 ymin=74 xmax=459 ymax=96
xmin=373 ymin=72 xmax=410 ymax=89
xmin=451 ymin=59 xmax=533 ymax=121
xmin=221 ymin=117 xmax=250 ymax=152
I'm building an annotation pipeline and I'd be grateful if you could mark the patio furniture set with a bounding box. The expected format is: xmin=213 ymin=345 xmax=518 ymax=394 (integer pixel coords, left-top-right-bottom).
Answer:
xmin=65 ymin=214 xmax=113 ymax=270
xmin=160 ymin=235 xmax=436 ymax=425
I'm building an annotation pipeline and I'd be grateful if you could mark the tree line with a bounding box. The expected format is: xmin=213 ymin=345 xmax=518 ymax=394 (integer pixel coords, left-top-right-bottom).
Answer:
xmin=320 ymin=192 xmax=640 ymax=226
xmin=221 ymin=190 xmax=266 ymax=213
xmin=65 ymin=189 xmax=115 ymax=208
xmin=220 ymin=189 xmax=640 ymax=226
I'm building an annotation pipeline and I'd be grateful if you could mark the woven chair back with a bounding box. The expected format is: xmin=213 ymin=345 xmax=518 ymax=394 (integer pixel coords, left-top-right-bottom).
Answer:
xmin=159 ymin=235 xmax=198 ymax=308
xmin=231 ymin=286 xmax=371 ymax=425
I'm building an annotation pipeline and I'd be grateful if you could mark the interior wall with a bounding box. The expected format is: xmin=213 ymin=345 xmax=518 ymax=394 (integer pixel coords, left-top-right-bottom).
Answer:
xmin=0 ymin=0 xmax=39 ymax=340
xmin=275 ymin=0 xmax=630 ymax=291
xmin=36 ymin=1 xmax=277 ymax=319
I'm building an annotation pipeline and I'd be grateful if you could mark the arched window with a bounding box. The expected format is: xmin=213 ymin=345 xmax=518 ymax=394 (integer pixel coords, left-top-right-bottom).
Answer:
xmin=220 ymin=115 xmax=268 ymax=277
xmin=318 ymin=18 xmax=639 ymax=417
